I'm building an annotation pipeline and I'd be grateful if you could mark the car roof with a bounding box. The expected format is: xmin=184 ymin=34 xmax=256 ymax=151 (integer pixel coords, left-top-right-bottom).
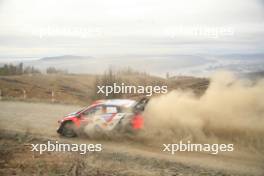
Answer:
xmin=93 ymin=99 xmax=137 ymax=108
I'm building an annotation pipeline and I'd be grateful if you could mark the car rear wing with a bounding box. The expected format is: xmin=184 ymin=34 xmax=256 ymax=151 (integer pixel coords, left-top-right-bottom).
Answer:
xmin=133 ymin=97 xmax=149 ymax=112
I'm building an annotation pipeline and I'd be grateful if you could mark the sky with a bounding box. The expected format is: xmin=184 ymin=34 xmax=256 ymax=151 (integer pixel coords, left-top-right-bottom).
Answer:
xmin=0 ymin=0 xmax=264 ymax=58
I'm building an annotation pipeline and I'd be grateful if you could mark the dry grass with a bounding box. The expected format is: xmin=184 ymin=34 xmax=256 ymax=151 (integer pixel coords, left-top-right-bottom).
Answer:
xmin=0 ymin=130 xmax=249 ymax=176
xmin=0 ymin=73 xmax=209 ymax=105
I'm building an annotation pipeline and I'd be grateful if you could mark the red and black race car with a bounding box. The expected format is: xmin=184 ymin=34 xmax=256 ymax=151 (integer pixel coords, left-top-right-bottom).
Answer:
xmin=57 ymin=98 xmax=149 ymax=137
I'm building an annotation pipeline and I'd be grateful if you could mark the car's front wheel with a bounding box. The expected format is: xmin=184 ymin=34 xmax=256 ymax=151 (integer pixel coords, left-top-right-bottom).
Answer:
xmin=61 ymin=122 xmax=77 ymax=137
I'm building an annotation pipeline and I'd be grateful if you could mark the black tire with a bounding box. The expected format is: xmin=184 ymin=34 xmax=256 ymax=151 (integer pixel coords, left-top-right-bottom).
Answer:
xmin=61 ymin=122 xmax=77 ymax=137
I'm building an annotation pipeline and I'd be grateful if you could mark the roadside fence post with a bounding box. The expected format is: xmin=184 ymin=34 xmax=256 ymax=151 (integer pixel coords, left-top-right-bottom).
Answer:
xmin=51 ymin=90 xmax=55 ymax=103
xmin=22 ymin=89 xmax=27 ymax=99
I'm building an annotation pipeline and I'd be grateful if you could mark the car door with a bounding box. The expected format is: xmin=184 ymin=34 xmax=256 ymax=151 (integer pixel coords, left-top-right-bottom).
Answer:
xmin=84 ymin=105 xmax=125 ymax=132
xmin=79 ymin=105 xmax=103 ymax=128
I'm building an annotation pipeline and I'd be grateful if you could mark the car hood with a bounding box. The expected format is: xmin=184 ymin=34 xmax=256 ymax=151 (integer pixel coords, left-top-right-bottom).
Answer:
xmin=64 ymin=111 xmax=79 ymax=117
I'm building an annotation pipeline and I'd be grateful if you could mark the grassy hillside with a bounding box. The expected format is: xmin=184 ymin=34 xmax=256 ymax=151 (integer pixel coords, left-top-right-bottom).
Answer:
xmin=0 ymin=73 xmax=209 ymax=105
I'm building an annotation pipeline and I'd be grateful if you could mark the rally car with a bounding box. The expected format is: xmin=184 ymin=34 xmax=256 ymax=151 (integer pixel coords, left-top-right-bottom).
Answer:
xmin=57 ymin=98 xmax=149 ymax=137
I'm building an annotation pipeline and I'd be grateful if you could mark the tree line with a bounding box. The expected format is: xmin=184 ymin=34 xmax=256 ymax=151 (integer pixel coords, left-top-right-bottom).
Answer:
xmin=0 ymin=63 xmax=40 ymax=75
xmin=0 ymin=63 xmax=68 ymax=76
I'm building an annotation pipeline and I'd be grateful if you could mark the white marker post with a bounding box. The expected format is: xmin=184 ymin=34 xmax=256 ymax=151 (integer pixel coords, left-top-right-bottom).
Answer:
xmin=51 ymin=90 xmax=55 ymax=103
xmin=22 ymin=89 xmax=27 ymax=99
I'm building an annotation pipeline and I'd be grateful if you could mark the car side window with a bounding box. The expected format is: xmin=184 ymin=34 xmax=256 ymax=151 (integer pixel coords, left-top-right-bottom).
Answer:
xmin=105 ymin=106 xmax=118 ymax=114
xmin=82 ymin=105 xmax=120 ymax=118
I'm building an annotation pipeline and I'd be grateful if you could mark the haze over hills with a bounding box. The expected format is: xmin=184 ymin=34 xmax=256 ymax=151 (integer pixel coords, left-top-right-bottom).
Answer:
xmin=41 ymin=55 xmax=93 ymax=61
xmin=0 ymin=54 xmax=264 ymax=77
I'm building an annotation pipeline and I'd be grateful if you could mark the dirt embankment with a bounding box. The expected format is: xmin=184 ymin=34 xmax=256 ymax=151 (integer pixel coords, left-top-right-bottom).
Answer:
xmin=1 ymin=131 xmax=244 ymax=176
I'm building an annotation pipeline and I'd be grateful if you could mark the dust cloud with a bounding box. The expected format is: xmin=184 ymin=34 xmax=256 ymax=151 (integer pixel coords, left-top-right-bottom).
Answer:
xmin=142 ymin=71 xmax=264 ymax=152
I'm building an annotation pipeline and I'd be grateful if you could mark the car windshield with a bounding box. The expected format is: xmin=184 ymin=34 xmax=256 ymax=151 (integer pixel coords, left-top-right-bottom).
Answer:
xmin=82 ymin=105 xmax=103 ymax=116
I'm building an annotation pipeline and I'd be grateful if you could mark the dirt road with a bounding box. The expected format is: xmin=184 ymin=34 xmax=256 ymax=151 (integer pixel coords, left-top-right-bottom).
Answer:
xmin=0 ymin=101 xmax=263 ymax=176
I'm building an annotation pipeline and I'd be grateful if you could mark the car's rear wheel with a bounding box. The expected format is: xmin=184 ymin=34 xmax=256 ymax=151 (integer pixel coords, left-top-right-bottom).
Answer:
xmin=61 ymin=122 xmax=76 ymax=137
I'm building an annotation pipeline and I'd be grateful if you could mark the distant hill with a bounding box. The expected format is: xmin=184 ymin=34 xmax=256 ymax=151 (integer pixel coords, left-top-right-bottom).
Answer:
xmin=41 ymin=55 xmax=93 ymax=61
